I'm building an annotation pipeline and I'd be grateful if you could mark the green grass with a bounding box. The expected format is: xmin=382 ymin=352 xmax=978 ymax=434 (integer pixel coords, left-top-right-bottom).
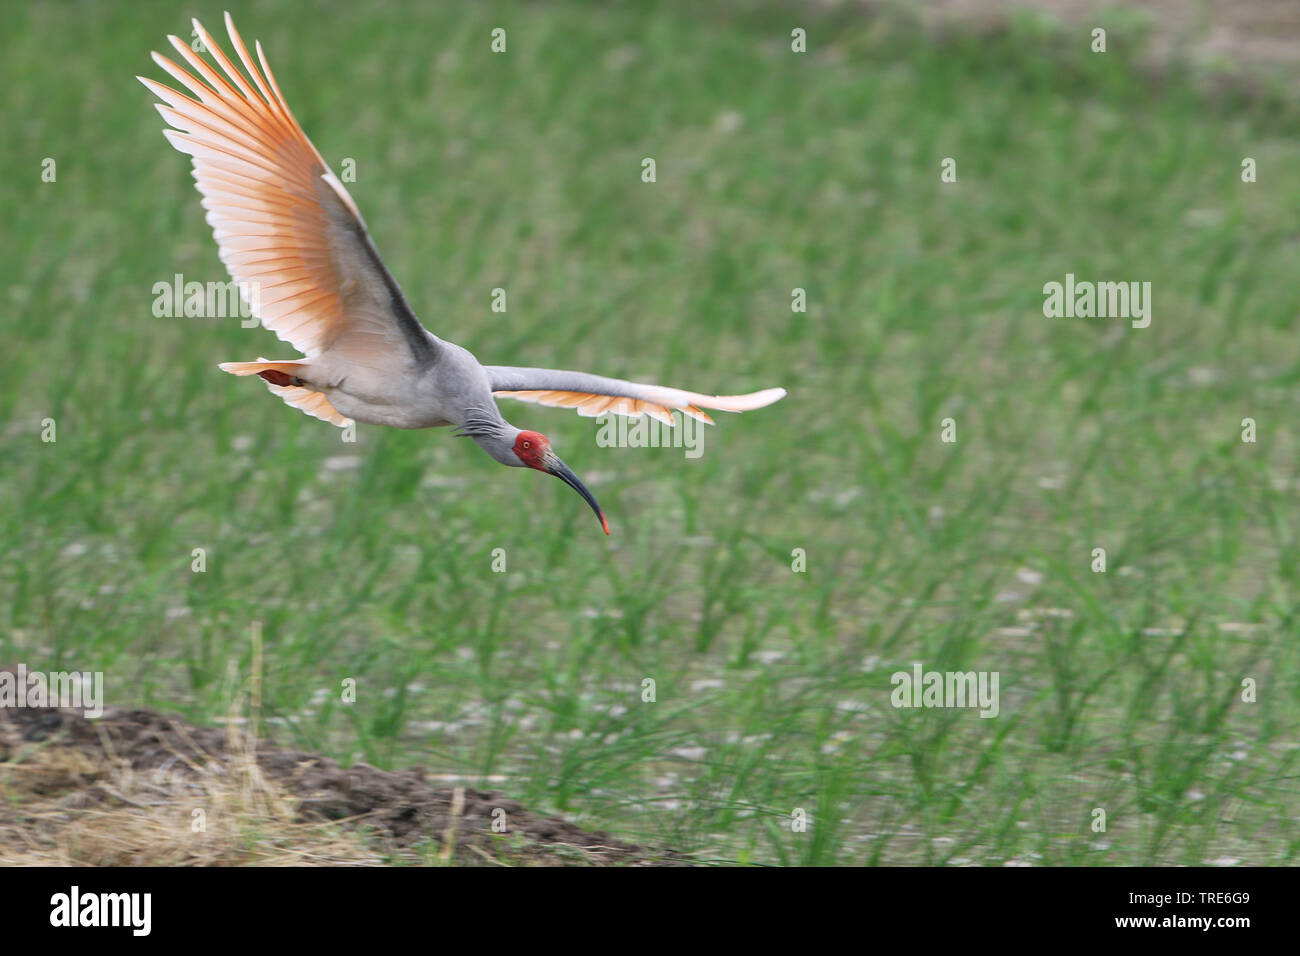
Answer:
xmin=2 ymin=0 xmax=1298 ymax=864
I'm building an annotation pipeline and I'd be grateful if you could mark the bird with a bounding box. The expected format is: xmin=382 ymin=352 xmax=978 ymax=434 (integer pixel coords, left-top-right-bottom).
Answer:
xmin=139 ymin=14 xmax=786 ymax=534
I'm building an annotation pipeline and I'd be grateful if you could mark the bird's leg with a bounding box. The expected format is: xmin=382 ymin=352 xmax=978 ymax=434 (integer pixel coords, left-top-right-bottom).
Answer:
xmin=257 ymin=369 xmax=304 ymax=387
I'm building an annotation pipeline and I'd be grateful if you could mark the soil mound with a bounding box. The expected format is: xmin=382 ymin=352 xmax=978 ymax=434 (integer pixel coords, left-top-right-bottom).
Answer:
xmin=0 ymin=701 xmax=680 ymax=866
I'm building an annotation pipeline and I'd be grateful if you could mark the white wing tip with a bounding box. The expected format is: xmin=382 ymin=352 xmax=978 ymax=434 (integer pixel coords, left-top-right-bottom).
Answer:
xmin=707 ymin=387 xmax=787 ymax=412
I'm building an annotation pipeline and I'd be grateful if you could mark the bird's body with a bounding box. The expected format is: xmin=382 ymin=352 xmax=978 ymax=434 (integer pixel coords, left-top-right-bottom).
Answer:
xmin=245 ymin=339 xmax=488 ymax=432
xmin=141 ymin=14 xmax=786 ymax=532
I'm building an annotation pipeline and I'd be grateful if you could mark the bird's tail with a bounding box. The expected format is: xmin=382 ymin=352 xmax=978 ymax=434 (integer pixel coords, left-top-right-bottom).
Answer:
xmin=218 ymin=359 xmax=307 ymax=383
xmin=218 ymin=359 xmax=352 ymax=428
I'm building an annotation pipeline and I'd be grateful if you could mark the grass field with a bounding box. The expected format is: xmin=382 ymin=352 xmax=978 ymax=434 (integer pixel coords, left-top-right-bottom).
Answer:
xmin=2 ymin=0 xmax=1299 ymax=865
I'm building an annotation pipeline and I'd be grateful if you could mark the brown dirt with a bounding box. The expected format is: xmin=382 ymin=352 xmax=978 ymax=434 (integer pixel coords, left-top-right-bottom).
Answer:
xmin=918 ymin=0 xmax=1300 ymax=75
xmin=0 ymin=702 xmax=683 ymax=866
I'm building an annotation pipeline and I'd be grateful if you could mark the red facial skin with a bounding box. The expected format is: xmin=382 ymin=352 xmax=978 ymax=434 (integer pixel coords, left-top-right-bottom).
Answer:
xmin=513 ymin=430 xmax=610 ymax=534
xmin=513 ymin=430 xmax=550 ymax=470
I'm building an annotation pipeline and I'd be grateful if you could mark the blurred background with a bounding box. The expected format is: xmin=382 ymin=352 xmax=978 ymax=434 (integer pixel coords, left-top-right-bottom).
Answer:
xmin=1 ymin=0 xmax=1298 ymax=865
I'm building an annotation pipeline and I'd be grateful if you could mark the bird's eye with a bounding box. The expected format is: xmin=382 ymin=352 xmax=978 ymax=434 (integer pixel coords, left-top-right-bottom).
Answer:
xmin=522 ymin=441 xmax=531 ymax=449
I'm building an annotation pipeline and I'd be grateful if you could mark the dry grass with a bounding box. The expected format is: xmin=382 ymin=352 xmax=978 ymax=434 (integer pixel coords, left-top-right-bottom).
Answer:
xmin=0 ymin=655 xmax=666 ymax=866
xmin=0 ymin=714 xmax=407 ymax=866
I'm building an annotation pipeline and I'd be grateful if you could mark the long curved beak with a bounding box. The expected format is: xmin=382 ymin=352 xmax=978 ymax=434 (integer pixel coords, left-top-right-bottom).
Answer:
xmin=545 ymin=452 xmax=609 ymax=535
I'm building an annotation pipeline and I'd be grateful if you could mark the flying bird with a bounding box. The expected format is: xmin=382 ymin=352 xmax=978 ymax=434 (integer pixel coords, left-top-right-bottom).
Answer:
xmin=140 ymin=14 xmax=786 ymax=534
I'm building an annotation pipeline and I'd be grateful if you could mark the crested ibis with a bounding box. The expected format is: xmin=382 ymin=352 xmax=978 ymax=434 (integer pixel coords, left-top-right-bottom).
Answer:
xmin=140 ymin=14 xmax=787 ymax=534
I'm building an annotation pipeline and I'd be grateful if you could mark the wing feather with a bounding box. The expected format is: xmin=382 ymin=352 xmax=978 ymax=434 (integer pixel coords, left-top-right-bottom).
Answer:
xmin=140 ymin=14 xmax=435 ymax=365
xmin=489 ymin=366 xmax=786 ymax=426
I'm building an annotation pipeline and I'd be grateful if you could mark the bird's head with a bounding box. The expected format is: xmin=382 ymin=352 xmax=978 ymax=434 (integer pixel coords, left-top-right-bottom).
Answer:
xmin=456 ymin=416 xmax=610 ymax=535
xmin=510 ymin=430 xmax=609 ymax=535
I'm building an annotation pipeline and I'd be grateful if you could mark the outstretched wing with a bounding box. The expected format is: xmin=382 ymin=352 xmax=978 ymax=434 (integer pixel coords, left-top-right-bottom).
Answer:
xmin=488 ymin=366 xmax=786 ymax=426
xmin=139 ymin=13 xmax=435 ymax=370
